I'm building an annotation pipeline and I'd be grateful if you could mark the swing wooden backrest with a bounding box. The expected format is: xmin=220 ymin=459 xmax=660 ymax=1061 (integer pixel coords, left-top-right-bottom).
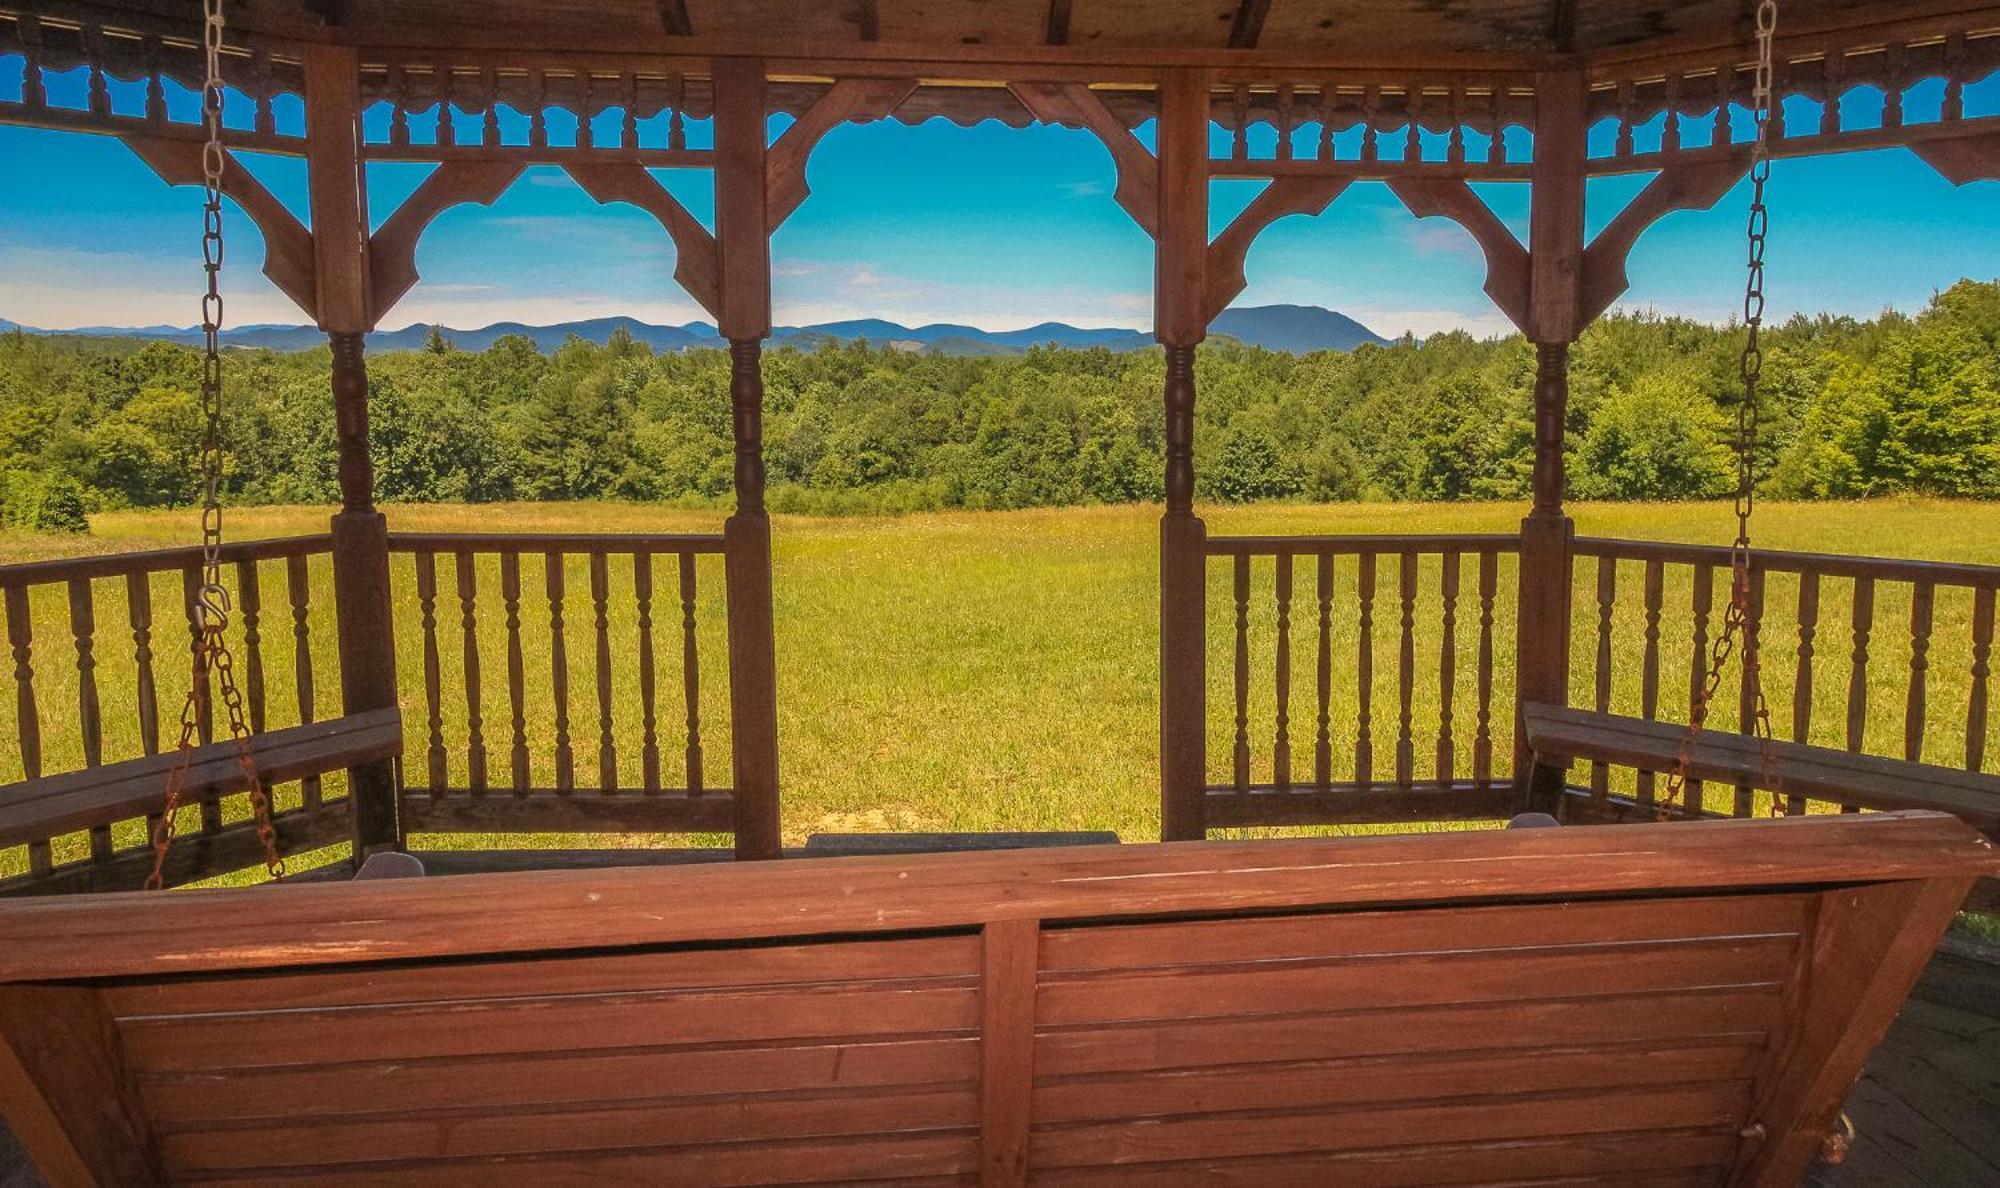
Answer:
xmin=0 ymin=811 xmax=1990 ymax=1187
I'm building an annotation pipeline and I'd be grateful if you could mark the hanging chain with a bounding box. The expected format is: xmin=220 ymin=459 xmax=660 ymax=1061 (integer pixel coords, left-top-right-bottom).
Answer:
xmin=147 ymin=0 xmax=285 ymax=890
xmin=1662 ymin=0 xmax=1783 ymax=822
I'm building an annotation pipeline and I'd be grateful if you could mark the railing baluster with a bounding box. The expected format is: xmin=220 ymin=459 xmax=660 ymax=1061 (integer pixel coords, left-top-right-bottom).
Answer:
xmin=1436 ymin=551 xmax=1459 ymax=787
xmin=1844 ymin=574 xmax=1874 ymax=812
xmin=285 ymin=556 xmax=319 ymax=810
xmin=547 ymin=552 xmax=573 ymax=792
xmin=1232 ymin=553 xmax=1251 ymax=795
xmin=126 ymin=573 xmax=158 ymax=757
xmin=1636 ymin=560 xmax=1663 ymax=804
xmin=458 ymin=551 xmax=488 ymax=793
xmin=1968 ymin=586 xmax=1994 ymax=773
xmin=1593 ymin=556 xmax=1616 ymax=801
xmin=68 ymin=579 xmax=110 ymax=862
xmin=1905 ymin=579 xmax=1934 ymax=764
xmin=1355 ymin=552 xmax=1376 ymax=789
xmin=679 ymin=552 xmax=703 ymax=794
xmin=236 ymin=560 xmax=265 ymax=734
xmin=1686 ymin=561 xmax=1713 ymax=813
xmin=1314 ymin=553 xmax=1332 ymax=791
xmin=590 ymin=551 xmax=616 ymax=791
xmin=1474 ymin=550 xmax=1497 ymax=787
xmin=1273 ymin=553 xmax=1292 ymax=791
xmin=1735 ymin=566 xmax=1766 ymax=818
xmin=635 ymin=552 xmax=661 ymax=792
xmin=1396 ymin=552 xmax=1417 ymax=788
xmin=181 ymin=567 xmax=219 ymax=834
xmin=415 ymin=552 xmax=446 ymax=791
xmin=1788 ymin=572 xmax=1820 ymax=815
xmin=500 ymin=552 xmax=529 ymax=791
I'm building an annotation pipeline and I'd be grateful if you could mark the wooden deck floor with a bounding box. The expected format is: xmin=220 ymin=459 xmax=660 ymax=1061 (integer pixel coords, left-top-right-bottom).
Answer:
xmin=1 ymin=934 xmax=1994 ymax=1186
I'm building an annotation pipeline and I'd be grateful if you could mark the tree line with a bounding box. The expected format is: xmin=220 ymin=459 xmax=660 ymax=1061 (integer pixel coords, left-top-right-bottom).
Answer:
xmin=0 ymin=279 xmax=1995 ymax=531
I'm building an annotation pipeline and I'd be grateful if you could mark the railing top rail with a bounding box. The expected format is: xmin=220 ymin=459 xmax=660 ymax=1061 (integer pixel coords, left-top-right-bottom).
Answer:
xmin=0 ymin=534 xmax=334 ymax=588
xmin=1575 ymin=535 xmax=2000 ymax=588
xmin=386 ymin=531 xmax=728 ymax=554
xmin=1206 ymin=533 xmax=1523 ymax=556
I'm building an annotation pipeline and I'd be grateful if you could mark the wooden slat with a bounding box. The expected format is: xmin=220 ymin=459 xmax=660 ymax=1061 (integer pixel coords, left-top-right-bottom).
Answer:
xmin=66 ymin=578 xmax=111 ymax=863
xmin=1040 ymin=893 xmax=1808 ymax=972
xmin=1637 ymin=558 xmax=1663 ymax=803
xmin=138 ymin=1035 xmax=978 ymax=1127
xmin=125 ymin=572 xmax=159 ymax=759
xmin=634 ymin=551 xmax=661 ymax=792
xmin=1789 ymin=571 xmax=1821 ymax=814
xmin=1033 ymin=1041 xmax=1760 ymax=1123
xmin=1037 ymin=986 xmax=1787 ymax=1078
xmin=1737 ymin=564 xmax=1766 ymax=817
xmin=236 ymin=559 xmax=266 ymax=735
xmin=679 ymin=551 xmax=704 ymax=794
xmin=980 ymin=919 xmax=1037 ymax=1186
xmin=1906 ymin=579 xmax=1935 ymax=764
xmin=0 ymin=985 xmax=158 ymax=1186
xmin=1 ymin=813 xmax=1989 ymax=982
xmin=1593 ymin=554 xmax=1616 ymax=800
xmin=6 ymin=584 xmax=42 ymax=787
xmin=178 ymin=566 xmax=220 ymax=836
xmin=1848 ymin=574 xmax=1875 ymax=756
xmin=0 ymin=709 xmax=403 ymax=848
xmin=1355 ymin=551 xmax=1375 ymax=788
xmin=1272 ymin=553 xmax=1292 ymax=790
xmin=1474 ymin=549 xmax=1496 ymax=785
xmin=1970 ymin=585 xmax=1994 ymax=773
xmin=398 ymin=787 xmax=735 ymax=835
xmin=118 ymin=982 xmax=981 ymax=1071
xmin=1522 ymin=702 xmax=2000 ymax=834
xmin=1028 ymin=1082 xmax=1750 ymax=1169
xmin=1687 ymin=560 xmax=1715 ymax=812
xmin=1232 ymin=552 xmax=1250 ymax=795
xmin=457 ymin=550 xmax=488 ymax=792
xmin=1201 ymin=780 xmax=1517 ymax=827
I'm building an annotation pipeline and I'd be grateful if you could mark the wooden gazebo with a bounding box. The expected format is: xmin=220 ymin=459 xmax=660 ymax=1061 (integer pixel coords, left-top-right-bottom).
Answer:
xmin=0 ymin=2 xmax=1997 ymax=1184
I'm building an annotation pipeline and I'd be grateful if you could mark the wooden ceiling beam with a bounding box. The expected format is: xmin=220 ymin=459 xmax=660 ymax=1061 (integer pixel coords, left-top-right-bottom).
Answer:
xmin=1228 ymin=0 xmax=1275 ymax=51
xmin=854 ymin=0 xmax=880 ymax=42
xmin=1046 ymin=0 xmax=1073 ymax=47
xmin=657 ymin=0 xmax=693 ymax=37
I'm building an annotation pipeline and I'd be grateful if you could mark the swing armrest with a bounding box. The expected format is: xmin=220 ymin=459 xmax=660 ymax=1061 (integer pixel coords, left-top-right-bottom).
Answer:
xmin=0 ymin=709 xmax=402 ymax=849
xmin=1521 ymin=701 xmax=2000 ymax=835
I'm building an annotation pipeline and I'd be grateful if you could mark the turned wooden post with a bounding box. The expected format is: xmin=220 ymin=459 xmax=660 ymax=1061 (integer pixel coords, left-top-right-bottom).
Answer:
xmin=307 ymin=46 xmax=402 ymax=855
xmin=1157 ymin=69 xmax=1210 ymax=841
xmin=1517 ymin=70 xmax=1585 ymax=814
xmin=715 ymin=58 xmax=782 ymax=859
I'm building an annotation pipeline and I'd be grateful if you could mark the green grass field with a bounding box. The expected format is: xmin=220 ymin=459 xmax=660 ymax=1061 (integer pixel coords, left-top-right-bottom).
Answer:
xmin=4 ymin=497 xmax=2000 ymax=886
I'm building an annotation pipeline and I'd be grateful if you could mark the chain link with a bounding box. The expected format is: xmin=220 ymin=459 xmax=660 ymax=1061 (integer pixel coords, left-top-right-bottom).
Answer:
xmin=147 ymin=0 xmax=285 ymax=889
xmin=1662 ymin=0 xmax=1784 ymax=822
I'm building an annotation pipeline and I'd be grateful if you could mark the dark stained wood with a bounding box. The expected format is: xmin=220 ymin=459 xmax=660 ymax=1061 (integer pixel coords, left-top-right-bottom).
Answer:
xmin=1203 ymin=176 xmax=1347 ymax=321
xmin=0 ymin=709 xmax=403 ymax=849
xmin=545 ymin=551 xmax=574 ymax=791
xmin=980 ymin=918 xmax=1037 ymax=1186
xmin=366 ymin=160 xmax=524 ymax=325
xmin=7 ymin=584 xmax=47 ymax=791
xmin=633 ymin=551 xmax=662 ymax=791
xmin=1387 ymin=176 xmax=1530 ymax=331
xmin=1231 ymin=552 xmax=1250 ymax=795
xmin=120 ymin=135 xmax=318 ymax=320
xmin=563 ymin=161 xmax=721 ymax=318
xmin=766 ymin=77 xmax=918 ymax=229
xmin=1970 ymin=585 xmax=1994 ymax=772
xmin=1522 ymin=701 xmax=2000 ymax=837
xmin=1578 ymin=159 xmax=1746 ymax=324
xmin=1313 ymin=552 xmax=1333 ymax=790
xmin=283 ymin=555 xmax=321 ymax=809
xmin=0 ymin=985 xmax=156 ymax=1186
xmin=1272 ymin=552 xmax=1292 ymax=790
xmin=589 ymin=551 xmax=616 ymax=791
xmin=1356 ymin=550 xmax=1377 ymax=788
xmin=1008 ymin=81 xmax=1159 ymax=236
xmin=498 ymin=550 xmax=530 ymax=790
xmin=414 ymin=550 xmax=446 ymax=790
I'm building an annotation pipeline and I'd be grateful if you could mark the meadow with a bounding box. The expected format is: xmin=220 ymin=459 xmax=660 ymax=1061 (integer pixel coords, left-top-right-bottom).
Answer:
xmin=5 ymin=495 xmax=2000 ymax=886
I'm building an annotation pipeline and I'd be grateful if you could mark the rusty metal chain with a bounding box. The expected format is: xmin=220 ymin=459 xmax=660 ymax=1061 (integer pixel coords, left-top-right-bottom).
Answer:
xmin=146 ymin=0 xmax=284 ymax=890
xmin=1662 ymin=0 xmax=1783 ymax=822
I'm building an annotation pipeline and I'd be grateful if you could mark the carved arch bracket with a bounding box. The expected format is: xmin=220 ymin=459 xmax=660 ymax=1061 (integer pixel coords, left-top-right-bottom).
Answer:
xmin=1387 ymin=178 xmax=1531 ymax=334
xmin=767 ymin=78 xmax=919 ymax=231
xmin=564 ymin=162 xmax=722 ymax=320
xmin=1203 ymin=177 xmax=1350 ymax=324
xmin=1913 ymin=131 xmax=2000 ymax=186
xmin=1009 ymin=81 xmax=1161 ymax=238
xmin=367 ymin=161 xmax=527 ymax=328
xmin=122 ymin=135 xmax=319 ymax=322
xmin=1577 ymin=159 xmax=1747 ymax=327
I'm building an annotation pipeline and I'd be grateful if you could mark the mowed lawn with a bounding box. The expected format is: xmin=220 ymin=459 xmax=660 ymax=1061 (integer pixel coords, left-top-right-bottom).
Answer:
xmin=4 ymin=497 xmax=2000 ymax=874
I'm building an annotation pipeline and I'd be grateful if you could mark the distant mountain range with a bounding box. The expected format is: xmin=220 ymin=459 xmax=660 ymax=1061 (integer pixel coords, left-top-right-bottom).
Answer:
xmin=0 ymin=304 xmax=1390 ymax=357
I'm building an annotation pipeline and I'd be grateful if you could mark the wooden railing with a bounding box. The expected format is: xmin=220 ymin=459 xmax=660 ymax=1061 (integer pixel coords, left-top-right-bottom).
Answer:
xmin=385 ymin=532 xmax=744 ymax=843
xmin=0 ymin=536 xmax=346 ymax=893
xmin=1566 ymin=537 xmax=2000 ymax=819
xmin=1194 ymin=533 xmax=1523 ymax=830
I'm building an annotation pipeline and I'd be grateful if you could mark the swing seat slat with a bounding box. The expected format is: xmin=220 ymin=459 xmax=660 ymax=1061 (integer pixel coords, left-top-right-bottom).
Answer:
xmin=1522 ymin=700 xmax=2000 ymax=836
xmin=0 ymin=709 xmax=402 ymax=850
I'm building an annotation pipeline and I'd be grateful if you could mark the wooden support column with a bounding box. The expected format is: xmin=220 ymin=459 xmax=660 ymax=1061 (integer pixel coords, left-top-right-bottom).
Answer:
xmin=714 ymin=57 xmax=781 ymax=860
xmin=1518 ymin=70 xmax=1585 ymax=814
xmin=1157 ymin=69 xmax=1210 ymax=842
xmin=305 ymin=45 xmax=401 ymax=856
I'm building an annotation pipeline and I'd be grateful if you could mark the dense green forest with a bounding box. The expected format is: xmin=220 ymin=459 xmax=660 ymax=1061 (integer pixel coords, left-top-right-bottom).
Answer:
xmin=1 ymin=279 xmax=1995 ymax=530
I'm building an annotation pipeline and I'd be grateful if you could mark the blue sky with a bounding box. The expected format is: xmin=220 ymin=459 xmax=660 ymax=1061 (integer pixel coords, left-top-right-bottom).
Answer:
xmin=1 ymin=64 xmax=1996 ymax=338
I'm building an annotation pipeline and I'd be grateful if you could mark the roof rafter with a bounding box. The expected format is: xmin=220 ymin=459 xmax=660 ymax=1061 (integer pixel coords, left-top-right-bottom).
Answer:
xmin=1228 ymin=0 xmax=1274 ymax=50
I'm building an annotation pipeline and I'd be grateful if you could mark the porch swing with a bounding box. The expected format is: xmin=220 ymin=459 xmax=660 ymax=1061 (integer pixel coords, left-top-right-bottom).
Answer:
xmin=0 ymin=0 xmax=401 ymax=893
xmin=0 ymin=1 xmax=1993 ymax=1184
xmin=1519 ymin=0 xmax=2000 ymax=842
